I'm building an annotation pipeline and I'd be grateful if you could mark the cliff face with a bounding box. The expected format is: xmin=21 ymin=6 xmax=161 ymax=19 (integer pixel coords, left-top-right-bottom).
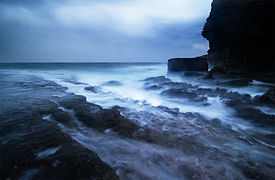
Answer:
xmin=202 ymin=0 xmax=275 ymax=73
xmin=168 ymin=56 xmax=208 ymax=72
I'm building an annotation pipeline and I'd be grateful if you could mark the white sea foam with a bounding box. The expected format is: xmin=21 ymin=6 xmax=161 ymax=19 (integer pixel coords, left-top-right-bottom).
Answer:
xmin=36 ymin=146 xmax=61 ymax=159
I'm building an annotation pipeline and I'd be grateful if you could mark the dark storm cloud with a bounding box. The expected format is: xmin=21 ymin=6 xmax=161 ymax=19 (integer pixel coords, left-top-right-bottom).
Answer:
xmin=0 ymin=0 xmax=211 ymax=62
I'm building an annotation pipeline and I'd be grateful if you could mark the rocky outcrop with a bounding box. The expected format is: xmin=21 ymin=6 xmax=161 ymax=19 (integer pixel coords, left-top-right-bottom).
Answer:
xmin=0 ymin=111 xmax=118 ymax=180
xmin=55 ymin=94 xmax=139 ymax=138
xmin=168 ymin=56 xmax=208 ymax=72
xmin=202 ymin=0 xmax=275 ymax=73
xmin=0 ymin=75 xmax=119 ymax=180
xmin=253 ymin=87 xmax=275 ymax=105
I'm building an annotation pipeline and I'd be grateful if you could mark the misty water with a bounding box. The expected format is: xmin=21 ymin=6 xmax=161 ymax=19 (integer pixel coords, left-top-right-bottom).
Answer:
xmin=1 ymin=63 xmax=274 ymax=179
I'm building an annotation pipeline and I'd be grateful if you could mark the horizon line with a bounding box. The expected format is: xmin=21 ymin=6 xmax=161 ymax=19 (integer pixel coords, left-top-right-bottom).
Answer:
xmin=0 ymin=61 xmax=166 ymax=64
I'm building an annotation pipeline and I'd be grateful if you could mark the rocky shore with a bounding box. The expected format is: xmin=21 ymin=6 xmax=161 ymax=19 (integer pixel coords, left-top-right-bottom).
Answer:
xmin=1 ymin=64 xmax=275 ymax=179
xmin=0 ymin=74 xmax=119 ymax=180
xmin=1 ymin=0 xmax=275 ymax=179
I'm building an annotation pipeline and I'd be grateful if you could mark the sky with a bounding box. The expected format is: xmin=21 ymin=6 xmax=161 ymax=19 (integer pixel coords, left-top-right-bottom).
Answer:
xmin=0 ymin=0 xmax=212 ymax=62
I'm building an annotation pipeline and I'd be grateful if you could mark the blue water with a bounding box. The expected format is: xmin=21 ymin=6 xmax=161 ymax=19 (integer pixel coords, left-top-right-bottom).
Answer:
xmin=1 ymin=63 xmax=274 ymax=180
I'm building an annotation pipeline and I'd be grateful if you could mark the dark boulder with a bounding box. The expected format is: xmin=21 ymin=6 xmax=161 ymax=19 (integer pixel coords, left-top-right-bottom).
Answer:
xmin=84 ymin=86 xmax=101 ymax=93
xmin=253 ymin=87 xmax=275 ymax=105
xmin=168 ymin=56 xmax=208 ymax=72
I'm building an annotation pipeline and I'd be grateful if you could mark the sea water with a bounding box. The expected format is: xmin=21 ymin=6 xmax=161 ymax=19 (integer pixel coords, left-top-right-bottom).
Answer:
xmin=1 ymin=63 xmax=274 ymax=180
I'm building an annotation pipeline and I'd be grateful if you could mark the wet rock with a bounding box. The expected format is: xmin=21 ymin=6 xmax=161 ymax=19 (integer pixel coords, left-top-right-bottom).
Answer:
xmin=63 ymin=79 xmax=88 ymax=85
xmin=78 ymin=109 xmax=139 ymax=138
xmin=209 ymin=66 xmax=227 ymax=75
xmin=111 ymin=105 xmax=127 ymax=112
xmin=196 ymin=88 xmax=216 ymax=97
xmin=156 ymin=106 xmax=179 ymax=116
xmin=0 ymin=111 xmax=118 ymax=180
xmin=144 ymin=76 xmax=172 ymax=84
xmin=161 ymin=88 xmax=207 ymax=102
xmin=17 ymin=79 xmax=68 ymax=91
xmin=183 ymin=71 xmax=205 ymax=77
xmin=251 ymin=72 xmax=275 ymax=83
xmin=163 ymin=82 xmax=193 ymax=90
xmin=214 ymin=88 xmax=228 ymax=97
xmin=203 ymin=66 xmax=227 ymax=80
xmin=179 ymin=165 xmax=202 ymax=180
xmin=168 ymin=56 xmax=208 ymax=72
xmin=211 ymin=118 xmax=222 ymax=126
xmin=234 ymin=160 xmax=274 ymax=180
xmin=51 ymin=109 xmax=72 ymax=127
xmin=253 ymin=87 xmax=275 ymax=105
xmin=217 ymin=78 xmax=252 ymax=87
xmin=29 ymin=100 xmax=59 ymax=115
xmin=0 ymin=76 xmax=119 ymax=179
xmin=225 ymin=93 xmax=252 ymax=107
xmin=56 ymin=93 xmax=101 ymax=112
xmin=102 ymin=80 xmax=122 ymax=86
xmin=55 ymin=93 xmax=140 ymax=137
xmin=84 ymin=86 xmax=100 ymax=93
xmin=143 ymin=76 xmax=197 ymax=92
xmin=143 ymin=76 xmax=172 ymax=90
xmin=235 ymin=107 xmax=275 ymax=126
xmin=203 ymin=72 xmax=214 ymax=80
xmin=144 ymin=84 xmax=163 ymax=90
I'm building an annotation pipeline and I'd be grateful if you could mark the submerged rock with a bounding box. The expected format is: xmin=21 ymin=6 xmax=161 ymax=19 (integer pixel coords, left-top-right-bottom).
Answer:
xmin=161 ymin=88 xmax=207 ymax=103
xmin=168 ymin=56 xmax=208 ymax=72
xmin=102 ymin=80 xmax=122 ymax=86
xmin=84 ymin=86 xmax=101 ymax=93
xmin=143 ymin=76 xmax=172 ymax=90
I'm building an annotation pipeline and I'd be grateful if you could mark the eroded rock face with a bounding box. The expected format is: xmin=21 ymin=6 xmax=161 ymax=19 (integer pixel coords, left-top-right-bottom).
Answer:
xmin=202 ymin=0 xmax=275 ymax=73
xmin=168 ymin=56 xmax=208 ymax=72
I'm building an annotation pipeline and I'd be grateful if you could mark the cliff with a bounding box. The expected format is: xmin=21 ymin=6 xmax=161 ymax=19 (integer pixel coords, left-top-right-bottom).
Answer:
xmin=168 ymin=56 xmax=208 ymax=72
xmin=202 ymin=0 xmax=275 ymax=73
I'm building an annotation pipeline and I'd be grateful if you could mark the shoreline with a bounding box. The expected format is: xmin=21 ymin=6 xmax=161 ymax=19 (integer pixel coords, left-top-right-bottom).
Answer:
xmin=0 ymin=68 xmax=274 ymax=179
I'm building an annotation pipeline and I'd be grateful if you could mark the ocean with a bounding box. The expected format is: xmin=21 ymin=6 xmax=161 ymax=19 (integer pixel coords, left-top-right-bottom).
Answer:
xmin=0 ymin=63 xmax=274 ymax=179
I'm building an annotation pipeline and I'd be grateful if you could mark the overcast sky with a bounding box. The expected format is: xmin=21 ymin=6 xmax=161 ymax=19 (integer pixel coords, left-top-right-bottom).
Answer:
xmin=0 ymin=0 xmax=212 ymax=62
